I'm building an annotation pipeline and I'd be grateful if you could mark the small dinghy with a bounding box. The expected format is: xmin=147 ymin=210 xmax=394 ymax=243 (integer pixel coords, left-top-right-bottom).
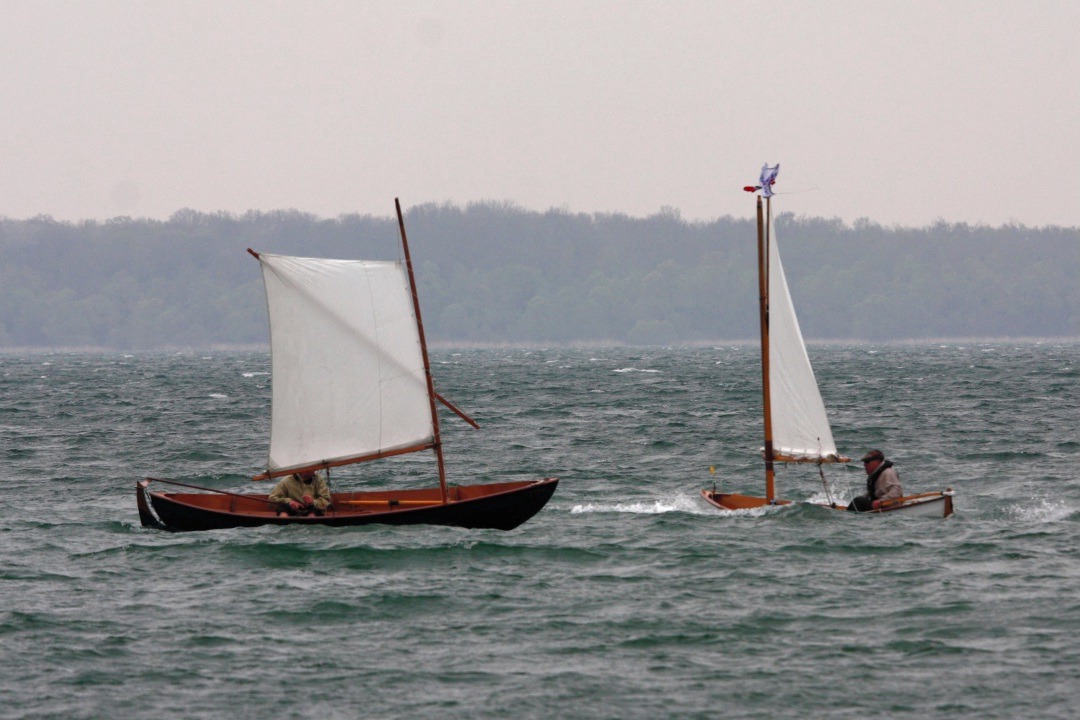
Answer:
xmin=138 ymin=199 xmax=558 ymax=532
xmin=702 ymin=166 xmax=954 ymax=518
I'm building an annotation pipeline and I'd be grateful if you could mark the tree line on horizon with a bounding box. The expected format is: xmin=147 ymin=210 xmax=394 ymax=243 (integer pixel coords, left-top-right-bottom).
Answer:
xmin=1 ymin=203 xmax=1077 ymax=350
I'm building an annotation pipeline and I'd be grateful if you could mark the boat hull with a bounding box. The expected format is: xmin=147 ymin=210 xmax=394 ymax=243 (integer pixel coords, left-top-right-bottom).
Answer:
xmin=700 ymin=489 xmax=955 ymax=518
xmin=138 ymin=477 xmax=558 ymax=532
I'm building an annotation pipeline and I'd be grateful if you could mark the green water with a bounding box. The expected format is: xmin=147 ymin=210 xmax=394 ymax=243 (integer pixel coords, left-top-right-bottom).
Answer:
xmin=1 ymin=343 xmax=1077 ymax=718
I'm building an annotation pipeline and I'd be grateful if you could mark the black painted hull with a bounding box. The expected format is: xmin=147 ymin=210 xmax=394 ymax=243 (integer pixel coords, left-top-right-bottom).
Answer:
xmin=138 ymin=477 xmax=558 ymax=532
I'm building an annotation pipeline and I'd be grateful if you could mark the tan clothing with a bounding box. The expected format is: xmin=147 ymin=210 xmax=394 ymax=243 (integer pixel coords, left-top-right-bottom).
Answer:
xmin=268 ymin=473 xmax=332 ymax=511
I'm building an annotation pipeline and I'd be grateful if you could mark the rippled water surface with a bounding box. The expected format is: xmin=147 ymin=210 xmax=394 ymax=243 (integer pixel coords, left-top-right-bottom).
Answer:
xmin=1 ymin=343 xmax=1078 ymax=719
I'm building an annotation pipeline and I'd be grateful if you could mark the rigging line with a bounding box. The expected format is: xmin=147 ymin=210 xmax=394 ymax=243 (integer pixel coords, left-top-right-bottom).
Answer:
xmin=816 ymin=437 xmax=837 ymax=508
xmin=818 ymin=461 xmax=837 ymax=509
xmin=144 ymin=477 xmax=279 ymax=507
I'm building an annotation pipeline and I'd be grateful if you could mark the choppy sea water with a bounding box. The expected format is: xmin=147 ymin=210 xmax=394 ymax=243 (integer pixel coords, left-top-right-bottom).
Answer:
xmin=1 ymin=342 xmax=1078 ymax=719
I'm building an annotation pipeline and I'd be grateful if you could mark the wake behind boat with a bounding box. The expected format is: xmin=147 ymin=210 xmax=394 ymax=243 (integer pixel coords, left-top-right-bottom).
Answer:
xmin=137 ymin=199 xmax=557 ymax=532
xmin=701 ymin=166 xmax=954 ymax=518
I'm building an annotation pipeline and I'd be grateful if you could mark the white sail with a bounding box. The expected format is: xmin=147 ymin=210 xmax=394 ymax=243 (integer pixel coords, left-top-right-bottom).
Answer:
xmin=258 ymin=253 xmax=433 ymax=473
xmin=766 ymin=211 xmax=839 ymax=461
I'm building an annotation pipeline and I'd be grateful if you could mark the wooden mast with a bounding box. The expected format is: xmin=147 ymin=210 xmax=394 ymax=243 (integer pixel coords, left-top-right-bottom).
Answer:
xmin=395 ymin=198 xmax=450 ymax=504
xmin=757 ymin=196 xmax=776 ymax=502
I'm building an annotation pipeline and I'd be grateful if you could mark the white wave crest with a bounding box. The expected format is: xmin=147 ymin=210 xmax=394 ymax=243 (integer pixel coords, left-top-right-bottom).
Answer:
xmin=613 ymin=368 xmax=661 ymax=374
xmin=1009 ymin=498 xmax=1073 ymax=523
xmin=571 ymin=494 xmax=711 ymax=515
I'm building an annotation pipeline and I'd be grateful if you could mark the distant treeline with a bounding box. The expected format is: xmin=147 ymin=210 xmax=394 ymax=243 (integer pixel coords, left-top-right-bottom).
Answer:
xmin=1 ymin=204 xmax=1077 ymax=349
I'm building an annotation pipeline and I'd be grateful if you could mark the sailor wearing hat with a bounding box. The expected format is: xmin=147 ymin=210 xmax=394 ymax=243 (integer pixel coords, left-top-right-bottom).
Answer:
xmin=847 ymin=449 xmax=903 ymax=512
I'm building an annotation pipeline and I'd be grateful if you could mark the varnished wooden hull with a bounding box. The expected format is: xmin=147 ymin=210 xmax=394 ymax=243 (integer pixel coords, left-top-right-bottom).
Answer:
xmin=138 ymin=477 xmax=558 ymax=532
xmin=700 ymin=489 xmax=955 ymax=518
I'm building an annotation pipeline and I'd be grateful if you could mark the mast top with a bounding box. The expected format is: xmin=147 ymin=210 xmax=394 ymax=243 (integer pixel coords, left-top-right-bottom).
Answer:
xmin=744 ymin=163 xmax=780 ymax=197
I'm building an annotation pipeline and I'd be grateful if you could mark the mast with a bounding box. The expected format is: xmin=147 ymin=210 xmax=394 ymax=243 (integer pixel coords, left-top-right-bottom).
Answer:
xmin=395 ymin=198 xmax=450 ymax=504
xmin=757 ymin=196 xmax=776 ymax=502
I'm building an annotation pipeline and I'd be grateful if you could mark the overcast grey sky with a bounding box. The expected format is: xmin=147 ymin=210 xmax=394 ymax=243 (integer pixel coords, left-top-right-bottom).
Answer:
xmin=2 ymin=1 xmax=1077 ymax=227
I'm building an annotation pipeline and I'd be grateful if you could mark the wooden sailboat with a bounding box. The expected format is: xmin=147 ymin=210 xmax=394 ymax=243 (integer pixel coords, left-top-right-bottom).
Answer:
xmin=137 ymin=199 xmax=558 ymax=532
xmin=701 ymin=166 xmax=953 ymax=517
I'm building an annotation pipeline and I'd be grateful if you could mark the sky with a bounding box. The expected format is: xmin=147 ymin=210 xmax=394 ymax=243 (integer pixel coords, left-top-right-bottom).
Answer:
xmin=2 ymin=1 xmax=1078 ymax=228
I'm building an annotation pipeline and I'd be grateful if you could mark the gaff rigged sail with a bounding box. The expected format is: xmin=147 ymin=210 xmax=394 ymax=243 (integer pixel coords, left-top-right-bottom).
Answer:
xmin=257 ymin=253 xmax=433 ymax=473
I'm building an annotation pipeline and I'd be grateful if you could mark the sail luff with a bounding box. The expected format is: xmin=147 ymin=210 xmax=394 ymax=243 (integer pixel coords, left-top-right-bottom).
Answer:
xmin=765 ymin=206 xmax=839 ymax=462
xmin=395 ymin=198 xmax=450 ymax=504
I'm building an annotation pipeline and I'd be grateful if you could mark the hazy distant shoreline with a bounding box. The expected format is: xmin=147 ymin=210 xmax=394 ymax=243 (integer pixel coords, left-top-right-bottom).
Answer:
xmin=3 ymin=207 xmax=1077 ymax=349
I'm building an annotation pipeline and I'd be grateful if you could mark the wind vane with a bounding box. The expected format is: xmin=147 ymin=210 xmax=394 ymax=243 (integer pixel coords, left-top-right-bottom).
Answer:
xmin=743 ymin=163 xmax=780 ymax=197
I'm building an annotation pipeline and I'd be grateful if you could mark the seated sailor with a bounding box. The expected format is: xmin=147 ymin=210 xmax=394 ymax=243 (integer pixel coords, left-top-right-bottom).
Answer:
xmin=268 ymin=470 xmax=332 ymax=516
xmin=847 ymin=449 xmax=903 ymax=512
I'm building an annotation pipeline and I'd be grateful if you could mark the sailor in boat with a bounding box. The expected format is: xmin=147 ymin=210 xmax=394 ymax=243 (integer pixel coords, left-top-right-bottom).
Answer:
xmin=268 ymin=470 xmax=333 ymax=517
xmin=847 ymin=449 xmax=903 ymax=512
